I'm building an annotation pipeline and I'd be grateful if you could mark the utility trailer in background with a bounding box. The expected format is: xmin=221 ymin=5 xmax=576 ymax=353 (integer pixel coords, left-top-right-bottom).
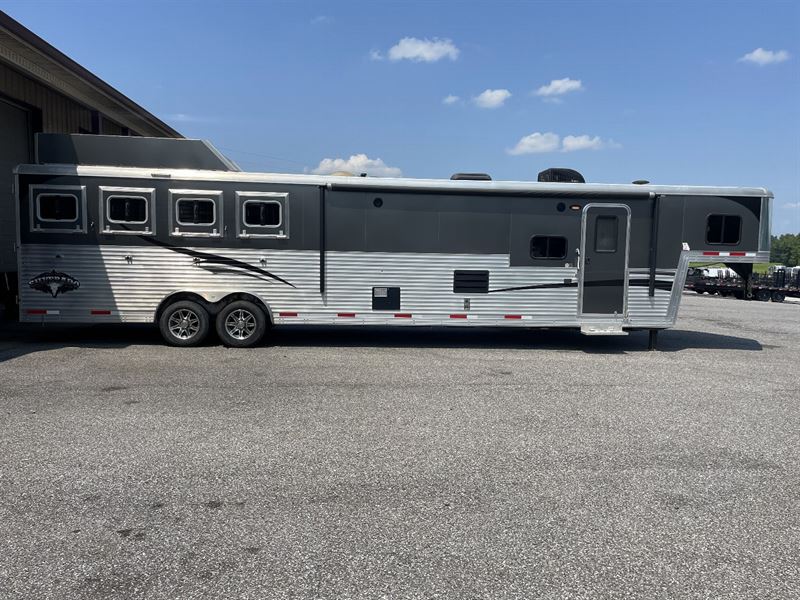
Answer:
xmin=15 ymin=134 xmax=773 ymax=349
xmin=687 ymin=268 xmax=800 ymax=302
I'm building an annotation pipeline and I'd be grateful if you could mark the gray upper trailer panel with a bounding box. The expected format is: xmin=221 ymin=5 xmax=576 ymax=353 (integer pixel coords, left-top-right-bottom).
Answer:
xmin=35 ymin=133 xmax=240 ymax=172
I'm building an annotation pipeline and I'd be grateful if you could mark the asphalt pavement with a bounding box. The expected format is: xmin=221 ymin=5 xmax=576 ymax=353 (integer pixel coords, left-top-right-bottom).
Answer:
xmin=1 ymin=293 xmax=798 ymax=599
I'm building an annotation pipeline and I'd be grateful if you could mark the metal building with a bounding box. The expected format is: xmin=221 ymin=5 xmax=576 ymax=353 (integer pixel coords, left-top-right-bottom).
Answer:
xmin=0 ymin=10 xmax=180 ymax=314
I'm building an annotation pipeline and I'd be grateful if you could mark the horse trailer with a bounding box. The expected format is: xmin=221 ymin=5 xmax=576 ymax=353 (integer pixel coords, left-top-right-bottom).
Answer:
xmin=14 ymin=134 xmax=773 ymax=348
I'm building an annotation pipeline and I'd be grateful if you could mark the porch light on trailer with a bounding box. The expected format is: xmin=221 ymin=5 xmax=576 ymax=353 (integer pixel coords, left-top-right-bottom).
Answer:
xmin=570 ymin=204 xmax=581 ymax=211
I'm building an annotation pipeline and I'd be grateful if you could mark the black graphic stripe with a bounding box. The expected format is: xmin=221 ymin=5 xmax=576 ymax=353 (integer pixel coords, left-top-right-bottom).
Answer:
xmin=488 ymin=281 xmax=577 ymax=294
xmin=489 ymin=278 xmax=674 ymax=294
xmin=139 ymin=237 xmax=295 ymax=288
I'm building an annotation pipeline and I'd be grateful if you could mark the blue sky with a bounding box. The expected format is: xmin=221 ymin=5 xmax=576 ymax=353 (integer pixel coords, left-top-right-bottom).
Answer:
xmin=4 ymin=0 xmax=799 ymax=233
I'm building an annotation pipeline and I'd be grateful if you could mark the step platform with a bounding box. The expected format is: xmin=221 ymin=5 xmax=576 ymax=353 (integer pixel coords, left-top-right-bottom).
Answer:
xmin=580 ymin=324 xmax=628 ymax=336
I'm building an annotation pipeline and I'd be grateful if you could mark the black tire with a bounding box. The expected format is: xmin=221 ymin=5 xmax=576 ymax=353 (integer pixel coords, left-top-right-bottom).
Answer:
xmin=159 ymin=300 xmax=210 ymax=347
xmin=215 ymin=300 xmax=267 ymax=348
xmin=771 ymin=291 xmax=785 ymax=303
xmin=756 ymin=289 xmax=771 ymax=302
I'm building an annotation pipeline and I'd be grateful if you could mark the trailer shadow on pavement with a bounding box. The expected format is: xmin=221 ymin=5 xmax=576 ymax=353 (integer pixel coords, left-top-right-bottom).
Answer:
xmin=0 ymin=321 xmax=762 ymax=363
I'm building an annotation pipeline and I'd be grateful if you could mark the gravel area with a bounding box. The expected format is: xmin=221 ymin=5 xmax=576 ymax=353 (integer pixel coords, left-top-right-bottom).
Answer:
xmin=0 ymin=294 xmax=798 ymax=599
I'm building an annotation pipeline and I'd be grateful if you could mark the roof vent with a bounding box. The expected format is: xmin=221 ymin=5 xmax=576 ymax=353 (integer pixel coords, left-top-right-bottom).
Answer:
xmin=450 ymin=173 xmax=492 ymax=181
xmin=632 ymin=179 xmax=650 ymax=185
xmin=537 ymin=168 xmax=585 ymax=183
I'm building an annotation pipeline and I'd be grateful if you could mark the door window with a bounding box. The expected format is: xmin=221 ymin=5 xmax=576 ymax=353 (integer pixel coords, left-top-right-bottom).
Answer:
xmin=595 ymin=216 xmax=618 ymax=252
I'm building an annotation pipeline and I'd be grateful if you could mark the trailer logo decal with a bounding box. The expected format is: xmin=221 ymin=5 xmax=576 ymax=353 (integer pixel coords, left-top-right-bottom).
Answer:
xmin=29 ymin=271 xmax=81 ymax=298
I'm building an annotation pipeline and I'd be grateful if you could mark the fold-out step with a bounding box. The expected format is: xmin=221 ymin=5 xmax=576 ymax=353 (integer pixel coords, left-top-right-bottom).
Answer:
xmin=580 ymin=324 xmax=628 ymax=336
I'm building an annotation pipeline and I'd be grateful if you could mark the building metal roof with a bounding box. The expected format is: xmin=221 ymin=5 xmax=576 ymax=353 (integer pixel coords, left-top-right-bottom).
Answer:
xmin=0 ymin=10 xmax=180 ymax=138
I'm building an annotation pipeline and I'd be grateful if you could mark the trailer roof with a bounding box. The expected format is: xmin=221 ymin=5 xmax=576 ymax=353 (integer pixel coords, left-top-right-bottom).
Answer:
xmin=15 ymin=163 xmax=773 ymax=199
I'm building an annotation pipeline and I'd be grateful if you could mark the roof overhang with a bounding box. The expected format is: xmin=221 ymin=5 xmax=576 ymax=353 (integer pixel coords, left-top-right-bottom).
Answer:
xmin=0 ymin=10 xmax=181 ymax=138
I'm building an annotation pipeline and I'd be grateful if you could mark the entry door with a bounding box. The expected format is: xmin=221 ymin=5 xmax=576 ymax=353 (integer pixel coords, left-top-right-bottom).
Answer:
xmin=579 ymin=205 xmax=630 ymax=317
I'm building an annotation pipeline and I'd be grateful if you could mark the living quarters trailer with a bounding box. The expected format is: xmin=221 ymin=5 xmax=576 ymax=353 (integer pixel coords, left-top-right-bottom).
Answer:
xmin=15 ymin=134 xmax=772 ymax=348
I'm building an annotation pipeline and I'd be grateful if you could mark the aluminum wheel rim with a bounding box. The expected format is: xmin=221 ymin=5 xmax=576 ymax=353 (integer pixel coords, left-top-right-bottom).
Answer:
xmin=225 ymin=309 xmax=257 ymax=340
xmin=168 ymin=308 xmax=201 ymax=340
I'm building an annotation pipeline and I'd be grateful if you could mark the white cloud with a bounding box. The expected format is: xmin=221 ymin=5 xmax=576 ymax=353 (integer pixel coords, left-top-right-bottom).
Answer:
xmin=535 ymin=78 xmax=584 ymax=97
xmin=473 ymin=88 xmax=512 ymax=109
xmin=387 ymin=37 xmax=459 ymax=62
xmin=369 ymin=49 xmax=384 ymax=61
xmin=507 ymin=132 xmax=561 ymax=154
xmin=508 ymin=132 xmax=620 ymax=154
xmin=562 ymin=135 xmax=606 ymax=152
xmin=739 ymin=48 xmax=790 ymax=65
xmin=442 ymin=94 xmax=460 ymax=105
xmin=310 ymin=15 xmax=331 ymax=25
xmin=310 ymin=154 xmax=402 ymax=177
xmin=782 ymin=201 xmax=800 ymax=209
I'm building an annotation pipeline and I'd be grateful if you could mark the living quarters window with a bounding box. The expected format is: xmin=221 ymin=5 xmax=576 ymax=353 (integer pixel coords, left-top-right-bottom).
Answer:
xmin=29 ymin=185 xmax=87 ymax=233
xmin=706 ymin=214 xmax=741 ymax=245
xmin=530 ymin=235 xmax=567 ymax=259
xmin=595 ymin=216 xmax=618 ymax=253
xmin=100 ymin=187 xmax=155 ymax=235
xmin=169 ymin=190 xmax=223 ymax=237
xmin=235 ymin=191 xmax=288 ymax=238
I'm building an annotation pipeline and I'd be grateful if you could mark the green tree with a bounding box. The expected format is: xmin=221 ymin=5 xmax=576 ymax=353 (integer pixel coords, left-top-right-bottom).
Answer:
xmin=771 ymin=234 xmax=800 ymax=266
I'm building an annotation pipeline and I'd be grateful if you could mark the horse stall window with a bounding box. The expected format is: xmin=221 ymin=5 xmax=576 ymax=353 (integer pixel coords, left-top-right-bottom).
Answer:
xmin=169 ymin=190 xmax=223 ymax=237
xmin=100 ymin=187 xmax=155 ymax=235
xmin=236 ymin=191 xmax=289 ymax=238
xmin=244 ymin=200 xmax=281 ymax=227
xmin=177 ymin=199 xmax=215 ymax=225
xmin=38 ymin=194 xmax=77 ymax=221
xmin=109 ymin=196 xmax=147 ymax=223
xmin=706 ymin=214 xmax=741 ymax=245
xmin=530 ymin=235 xmax=567 ymax=259
xmin=29 ymin=185 xmax=87 ymax=233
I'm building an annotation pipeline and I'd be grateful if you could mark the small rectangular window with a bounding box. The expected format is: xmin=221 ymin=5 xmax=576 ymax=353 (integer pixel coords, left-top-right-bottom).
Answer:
xmin=169 ymin=189 xmax=223 ymax=237
xmin=30 ymin=185 xmax=87 ymax=233
xmin=235 ymin=191 xmax=288 ymax=238
xmin=177 ymin=198 xmax=215 ymax=225
xmin=530 ymin=235 xmax=567 ymax=259
xmin=595 ymin=216 xmax=618 ymax=253
xmin=243 ymin=200 xmax=281 ymax=227
xmin=108 ymin=195 xmax=147 ymax=224
xmin=38 ymin=194 xmax=78 ymax=222
xmin=706 ymin=214 xmax=741 ymax=245
xmin=100 ymin=186 xmax=154 ymax=235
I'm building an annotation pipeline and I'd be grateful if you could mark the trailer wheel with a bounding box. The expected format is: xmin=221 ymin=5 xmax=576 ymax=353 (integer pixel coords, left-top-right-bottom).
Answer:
xmin=771 ymin=291 xmax=785 ymax=303
xmin=216 ymin=300 xmax=267 ymax=348
xmin=159 ymin=300 xmax=210 ymax=347
xmin=756 ymin=289 xmax=771 ymax=302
